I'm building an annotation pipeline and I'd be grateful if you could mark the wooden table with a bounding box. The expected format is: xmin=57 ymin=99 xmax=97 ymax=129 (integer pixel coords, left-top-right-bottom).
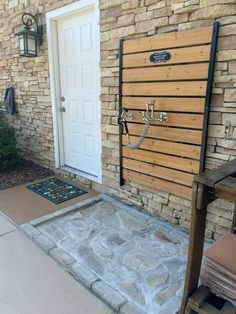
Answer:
xmin=180 ymin=159 xmax=236 ymax=313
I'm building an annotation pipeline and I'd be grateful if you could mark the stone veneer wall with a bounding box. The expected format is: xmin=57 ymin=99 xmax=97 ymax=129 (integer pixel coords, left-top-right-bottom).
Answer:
xmin=0 ymin=0 xmax=236 ymax=240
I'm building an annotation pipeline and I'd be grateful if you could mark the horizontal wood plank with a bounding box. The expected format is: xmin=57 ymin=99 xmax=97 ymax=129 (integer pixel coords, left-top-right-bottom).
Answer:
xmin=126 ymin=112 xmax=204 ymax=129
xmin=123 ymin=26 xmax=212 ymax=54
xmin=122 ymin=97 xmax=205 ymax=113
xmin=123 ymin=147 xmax=200 ymax=174
xmin=126 ymin=123 xmax=202 ymax=144
xmin=123 ymin=169 xmax=192 ymax=200
xmin=188 ymin=285 xmax=211 ymax=308
xmin=123 ymin=63 xmax=209 ymax=82
xmin=195 ymin=158 xmax=236 ymax=187
xmin=123 ymin=45 xmax=211 ymax=68
xmin=215 ymin=176 xmax=236 ymax=203
xmin=123 ymin=81 xmax=207 ymax=97
xmin=220 ymin=301 xmax=236 ymax=314
xmin=122 ymin=135 xmax=201 ymax=159
xmin=123 ymin=158 xmax=194 ymax=186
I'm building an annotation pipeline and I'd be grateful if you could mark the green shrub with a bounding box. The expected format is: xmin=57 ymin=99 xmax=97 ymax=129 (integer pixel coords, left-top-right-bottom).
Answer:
xmin=0 ymin=121 xmax=19 ymax=171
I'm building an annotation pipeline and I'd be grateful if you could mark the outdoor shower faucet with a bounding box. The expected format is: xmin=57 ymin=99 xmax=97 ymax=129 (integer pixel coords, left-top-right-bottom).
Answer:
xmin=142 ymin=100 xmax=168 ymax=122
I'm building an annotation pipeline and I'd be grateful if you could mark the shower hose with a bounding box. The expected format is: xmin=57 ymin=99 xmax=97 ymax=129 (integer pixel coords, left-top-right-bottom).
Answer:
xmin=126 ymin=118 xmax=150 ymax=149
xmin=119 ymin=111 xmax=151 ymax=150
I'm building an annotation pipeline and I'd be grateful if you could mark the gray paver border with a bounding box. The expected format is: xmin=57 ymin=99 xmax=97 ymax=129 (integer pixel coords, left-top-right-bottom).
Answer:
xmin=30 ymin=195 xmax=101 ymax=226
xmin=19 ymin=231 xmax=121 ymax=313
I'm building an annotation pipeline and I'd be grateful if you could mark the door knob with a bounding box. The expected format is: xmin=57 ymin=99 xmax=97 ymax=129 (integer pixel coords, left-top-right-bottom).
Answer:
xmin=60 ymin=96 xmax=65 ymax=101
xmin=59 ymin=106 xmax=66 ymax=112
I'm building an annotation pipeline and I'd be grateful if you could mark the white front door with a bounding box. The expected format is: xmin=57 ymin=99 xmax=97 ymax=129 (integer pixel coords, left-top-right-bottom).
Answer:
xmin=57 ymin=7 xmax=100 ymax=179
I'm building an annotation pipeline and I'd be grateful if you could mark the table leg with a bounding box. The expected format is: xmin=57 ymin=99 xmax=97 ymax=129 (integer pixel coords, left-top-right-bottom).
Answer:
xmin=179 ymin=182 xmax=209 ymax=314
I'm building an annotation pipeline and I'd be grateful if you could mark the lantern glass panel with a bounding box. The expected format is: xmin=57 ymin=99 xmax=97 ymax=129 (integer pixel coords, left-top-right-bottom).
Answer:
xmin=19 ymin=34 xmax=25 ymax=53
xmin=27 ymin=34 xmax=37 ymax=55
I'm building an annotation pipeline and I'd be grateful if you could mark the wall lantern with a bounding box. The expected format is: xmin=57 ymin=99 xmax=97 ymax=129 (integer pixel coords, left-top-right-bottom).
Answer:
xmin=15 ymin=13 xmax=42 ymax=57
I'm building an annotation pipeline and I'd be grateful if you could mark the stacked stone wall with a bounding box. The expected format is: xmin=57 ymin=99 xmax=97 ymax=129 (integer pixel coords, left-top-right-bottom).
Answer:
xmin=0 ymin=0 xmax=236 ymax=239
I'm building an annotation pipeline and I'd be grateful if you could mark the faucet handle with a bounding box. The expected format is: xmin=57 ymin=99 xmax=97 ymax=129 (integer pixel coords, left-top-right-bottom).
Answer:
xmin=160 ymin=112 xmax=168 ymax=121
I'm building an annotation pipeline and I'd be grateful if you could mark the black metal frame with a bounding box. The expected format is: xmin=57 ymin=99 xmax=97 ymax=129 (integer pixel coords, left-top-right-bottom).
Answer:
xmin=119 ymin=39 xmax=124 ymax=186
xmin=199 ymin=21 xmax=220 ymax=173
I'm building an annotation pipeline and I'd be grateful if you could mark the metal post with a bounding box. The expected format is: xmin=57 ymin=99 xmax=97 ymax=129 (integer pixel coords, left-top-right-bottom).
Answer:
xmin=119 ymin=39 xmax=124 ymax=186
xmin=199 ymin=21 xmax=220 ymax=173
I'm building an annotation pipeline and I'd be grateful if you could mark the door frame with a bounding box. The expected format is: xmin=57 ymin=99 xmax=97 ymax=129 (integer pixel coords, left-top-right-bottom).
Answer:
xmin=46 ymin=0 xmax=102 ymax=183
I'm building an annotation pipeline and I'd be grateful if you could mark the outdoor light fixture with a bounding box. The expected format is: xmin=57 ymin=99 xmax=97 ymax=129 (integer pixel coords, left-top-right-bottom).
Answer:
xmin=15 ymin=13 xmax=42 ymax=57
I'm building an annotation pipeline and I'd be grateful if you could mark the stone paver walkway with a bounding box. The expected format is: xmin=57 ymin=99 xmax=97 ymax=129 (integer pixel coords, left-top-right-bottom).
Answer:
xmin=21 ymin=194 xmax=189 ymax=314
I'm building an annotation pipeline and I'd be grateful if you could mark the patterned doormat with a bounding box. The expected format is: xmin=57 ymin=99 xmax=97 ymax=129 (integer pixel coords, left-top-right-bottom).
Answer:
xmin=26 ymin=178 xmax=87 ymax=204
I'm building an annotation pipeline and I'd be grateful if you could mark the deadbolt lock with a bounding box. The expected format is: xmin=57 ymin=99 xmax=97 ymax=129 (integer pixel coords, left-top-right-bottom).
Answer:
xmin=60 ymin=96 xmax=65 ymax=101
xmin=59 ymin=106 xmax=66 ymax=112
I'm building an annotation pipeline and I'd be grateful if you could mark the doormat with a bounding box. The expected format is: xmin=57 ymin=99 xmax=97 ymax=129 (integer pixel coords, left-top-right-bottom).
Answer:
xmin=26 ymin=178 xmax=87 ymax=204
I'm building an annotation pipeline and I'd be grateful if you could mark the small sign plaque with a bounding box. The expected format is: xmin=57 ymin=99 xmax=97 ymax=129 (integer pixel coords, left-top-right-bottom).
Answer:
xmin=150 ymin=51 xmax=171 ymax=63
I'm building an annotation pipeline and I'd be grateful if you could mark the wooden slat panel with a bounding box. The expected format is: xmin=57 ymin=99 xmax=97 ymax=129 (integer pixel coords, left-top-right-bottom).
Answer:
xmin=123 ymin=97 xmax=205 ymax=113
xmin=123 ymin=26 xmax=212 ymax=54
xmin=122 ymin=135 xmax=201 ymax=159
xmin=121 ymin=25 xmax=215 ymax=199
xmin=123 ymin=63 xmax=209 ymax=82
xmin=128 ymin=112 xmax=204 ymax=129
xmin=123 ymin=81 xmax=207 ymax=97
xmin=123 ymin=147 xmax=200 ymax=174
xmin=123 ymin=158 xmax=194 ymax=186
xmin=123 ymin=169 xmax=192 ymax=200
xmin=123 ymin=45 xmax=211 ymax=68
xmin=126 ymin=123 xmax=202 ymax=145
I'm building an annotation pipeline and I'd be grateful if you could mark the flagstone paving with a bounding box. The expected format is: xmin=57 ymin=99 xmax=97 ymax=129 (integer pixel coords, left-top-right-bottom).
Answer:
xmin=20 ymin=194 xmax=189 ymax=314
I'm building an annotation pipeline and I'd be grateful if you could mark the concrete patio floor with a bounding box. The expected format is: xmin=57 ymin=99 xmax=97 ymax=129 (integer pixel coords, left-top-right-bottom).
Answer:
xmin=0 ymin=213 xmax=113 ymax=314
xmin=0 ymin=176 xmax=98 ymax=224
